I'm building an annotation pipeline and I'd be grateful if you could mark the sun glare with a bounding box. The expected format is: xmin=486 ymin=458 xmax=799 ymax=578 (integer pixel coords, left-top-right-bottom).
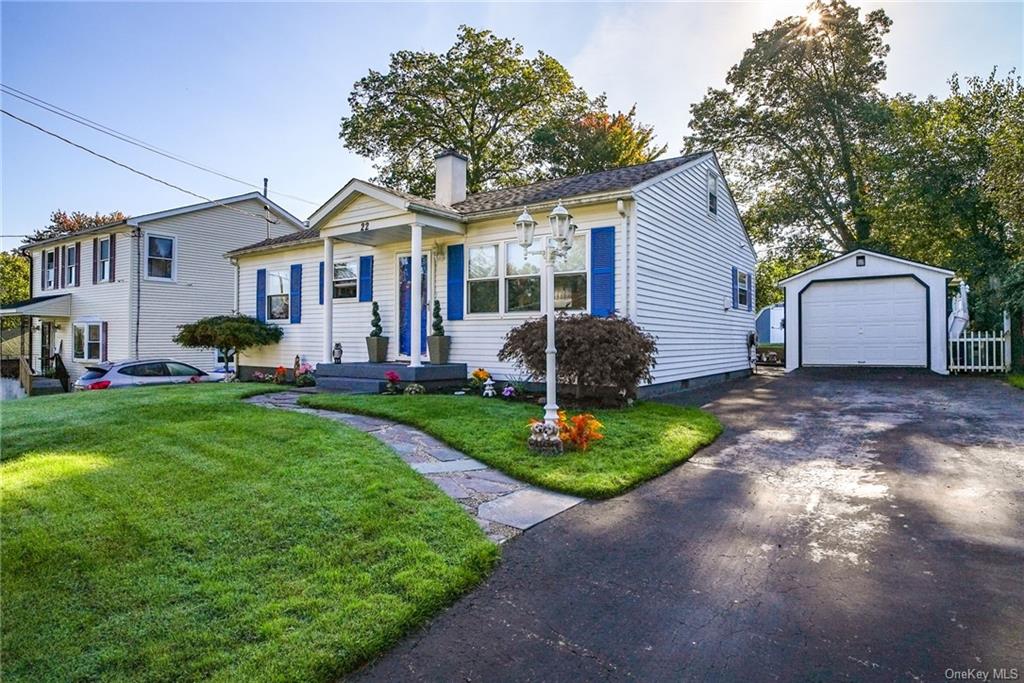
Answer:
xmin=805 ymin=9 xmax=823 ymax=29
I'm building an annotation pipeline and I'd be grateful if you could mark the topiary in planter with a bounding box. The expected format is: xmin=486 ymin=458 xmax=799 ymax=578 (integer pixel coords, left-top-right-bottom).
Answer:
xmin=366 ymin=301 xmax=389 ymax=362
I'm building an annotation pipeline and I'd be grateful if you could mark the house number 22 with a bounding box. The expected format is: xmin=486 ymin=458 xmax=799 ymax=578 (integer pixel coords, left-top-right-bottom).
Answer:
xmin=359 ymin=222 xmax=370 ymax=231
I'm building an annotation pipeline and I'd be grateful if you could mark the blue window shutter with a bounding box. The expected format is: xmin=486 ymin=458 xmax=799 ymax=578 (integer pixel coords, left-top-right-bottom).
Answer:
xmin=290 ymin=264 xmax=302 ymax=323
xmin=747 ymin=271 xmax=754 ymax=311
xmin=447 ymin=244 xmax=464 ymax=321
xmin=731 ymin=266 xmax=738 ymax=309
xmin=256 ymin=269 xmax=267 ymax=322
xmin=359 ymin=255 xmax=374 ymax=302
xmin=319 ymin=261 xmax=324 ymax=305
xmin=590 ymin=227 xmax=615 ymax=317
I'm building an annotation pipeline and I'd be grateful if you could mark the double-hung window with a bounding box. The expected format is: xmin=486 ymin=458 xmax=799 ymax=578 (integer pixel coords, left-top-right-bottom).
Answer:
xmin=467 ymin=244 xmax=499 ymax=314
xmin=707 ymin=170 xmax=719 ymax=216
xmin=467 ymin=236 xmax=589 ymax=315
xmin=145 ymin=233 xmax=175 ymax=280
xmin=44 ymin=249 xmax=56 ymax=289
xmin=332 ymin=261 xmax=357 ymax=299
xmin=266 ymin=270 xmax=290 ymax=320
xmin=737 ymin=271 xmax=750 ymax=308
xmin=66 ymin=244 xmax=77 ymax=286
xmin=505 ymin=241 xmax=543 ymax=313
xmin=98 ymin=237 xmax=111 ymax=282
xmin=553 ymin=235 xmax=587 ymax=311
xmin=73 ymin=322 xmax=102 ymax=361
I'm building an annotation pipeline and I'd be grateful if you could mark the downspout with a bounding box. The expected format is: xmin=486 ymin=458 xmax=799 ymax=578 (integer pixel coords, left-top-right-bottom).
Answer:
xmin=231 ymin=256 xmax=240 ymax=373
xmin=134 ymin=227 xmax=142 ymax=358
xmin=617 ymin=199 xmax=629 ymax=318
xmin=617 ymin=198 xmax=637 ymax=319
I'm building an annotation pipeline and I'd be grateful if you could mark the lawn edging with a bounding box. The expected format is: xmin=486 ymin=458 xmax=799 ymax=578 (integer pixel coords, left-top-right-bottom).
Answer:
xmin=298 ymin=394 xmax=722 ymax=499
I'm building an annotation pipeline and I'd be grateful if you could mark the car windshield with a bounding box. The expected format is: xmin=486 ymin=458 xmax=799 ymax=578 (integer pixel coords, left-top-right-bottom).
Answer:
xmin=80 ymin=367 xmax=109 ymax=381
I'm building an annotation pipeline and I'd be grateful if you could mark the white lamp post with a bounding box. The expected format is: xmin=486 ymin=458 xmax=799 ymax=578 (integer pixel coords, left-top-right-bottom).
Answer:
xmin=514 ymin=201 xmax=577 ymax=455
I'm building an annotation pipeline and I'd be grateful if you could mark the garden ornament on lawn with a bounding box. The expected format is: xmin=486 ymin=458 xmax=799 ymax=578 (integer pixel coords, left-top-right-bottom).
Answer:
xmin=333 ymin=343 xmax=343 ymax=363
xmin=482 ymin=377 xmax=496 ymax=397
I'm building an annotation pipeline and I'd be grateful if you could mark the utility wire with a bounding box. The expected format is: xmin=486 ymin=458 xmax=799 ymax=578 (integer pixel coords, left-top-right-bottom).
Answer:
xmin=2 ymin=108 xmax=280 ymax=225
xmin=0 ymin=83 xmax=318 ymax=206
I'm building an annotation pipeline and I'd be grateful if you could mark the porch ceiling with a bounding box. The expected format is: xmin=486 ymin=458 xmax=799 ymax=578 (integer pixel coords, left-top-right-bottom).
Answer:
xmin=331 ymin=223 xmax=461 ymax=246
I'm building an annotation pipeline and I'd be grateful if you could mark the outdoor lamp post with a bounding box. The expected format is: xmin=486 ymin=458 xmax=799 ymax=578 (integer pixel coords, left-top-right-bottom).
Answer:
xmin=514 ymin=201 xmax=578 ymax=455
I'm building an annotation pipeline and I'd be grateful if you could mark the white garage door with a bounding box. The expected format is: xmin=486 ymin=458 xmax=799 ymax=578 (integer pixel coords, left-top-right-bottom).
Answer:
xmin=802 ymin=277 xmax=927 ymax=367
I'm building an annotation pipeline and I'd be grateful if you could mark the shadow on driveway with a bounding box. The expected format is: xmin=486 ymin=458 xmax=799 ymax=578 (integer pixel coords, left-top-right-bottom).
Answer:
xmin=355 ymin=369 xmax=1024 ymax=681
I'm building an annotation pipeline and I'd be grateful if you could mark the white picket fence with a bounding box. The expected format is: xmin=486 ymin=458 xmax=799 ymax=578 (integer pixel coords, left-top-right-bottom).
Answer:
xmin=948 ymin=312 xmax=1012 ymax=373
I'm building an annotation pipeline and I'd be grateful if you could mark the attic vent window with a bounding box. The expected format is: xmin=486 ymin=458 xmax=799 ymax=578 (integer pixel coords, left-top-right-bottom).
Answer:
xmin=707 ymin=170 xmax=719 ymax=216
xmin=856 ymin=255 xmax=866 ymax=267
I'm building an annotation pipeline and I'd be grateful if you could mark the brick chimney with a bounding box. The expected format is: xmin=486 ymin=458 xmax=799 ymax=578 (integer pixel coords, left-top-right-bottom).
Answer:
xmin=434 ymin=150 xmax=467 ymax=205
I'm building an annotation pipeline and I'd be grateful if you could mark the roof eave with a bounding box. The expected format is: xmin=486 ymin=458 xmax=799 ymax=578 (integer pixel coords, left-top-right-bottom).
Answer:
xmin=460 ymin=189 xmax=635 ymax=221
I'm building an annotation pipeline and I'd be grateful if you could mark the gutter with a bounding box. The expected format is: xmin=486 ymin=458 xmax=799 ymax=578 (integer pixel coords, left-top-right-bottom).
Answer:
xmin=457 ymin=190 xmax=635 ymax=221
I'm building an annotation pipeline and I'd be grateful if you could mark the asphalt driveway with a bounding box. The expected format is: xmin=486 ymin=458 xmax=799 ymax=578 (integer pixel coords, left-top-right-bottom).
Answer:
xmin=356 ymin=369 xmax=1024 ymax=681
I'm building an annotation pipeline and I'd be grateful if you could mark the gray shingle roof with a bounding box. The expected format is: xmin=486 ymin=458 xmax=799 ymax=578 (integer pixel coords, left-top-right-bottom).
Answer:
xmin=451 ymin=153 xmax=707 ymax=214
xmin=228 ymin=153 xmax=710 ymax=255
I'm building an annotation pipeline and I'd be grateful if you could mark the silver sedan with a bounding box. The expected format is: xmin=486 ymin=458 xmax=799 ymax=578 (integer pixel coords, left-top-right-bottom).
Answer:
xmin=74 ymin=359 xmax=227 ymax=391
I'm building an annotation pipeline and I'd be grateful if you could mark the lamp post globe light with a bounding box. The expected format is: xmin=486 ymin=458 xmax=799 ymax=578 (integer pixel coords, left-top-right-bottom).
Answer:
xmin=514 ymin=201 xmax=578 ymax=455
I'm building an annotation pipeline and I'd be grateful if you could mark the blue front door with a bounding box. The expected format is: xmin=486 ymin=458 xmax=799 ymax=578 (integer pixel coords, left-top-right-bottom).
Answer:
xmin=399 ymin=255 xmax=428 ymax=357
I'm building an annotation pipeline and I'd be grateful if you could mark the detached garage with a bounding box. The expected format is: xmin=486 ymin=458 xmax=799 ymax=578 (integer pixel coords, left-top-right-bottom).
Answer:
xmin=780 ymin=249 xmax=954 ymax=374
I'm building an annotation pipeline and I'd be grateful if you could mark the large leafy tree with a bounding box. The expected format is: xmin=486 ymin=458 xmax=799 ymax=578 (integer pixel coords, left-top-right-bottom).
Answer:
xmin=684 ymin=0 xmax=891 ymax=254
xmin=25 ymin=209 xmax=127 ymax=244
xmin=531 ymin=96 xmax=667 ymax=177
xmin=340 ymin=26 xmax=587 ymax=197
xmin=869 ymin=71 xmax=1023 ymax=328
xmin=174 ymin=315 xmax=283 ymax=371
xmin=1 ymin=250 xmax=30 ymax=330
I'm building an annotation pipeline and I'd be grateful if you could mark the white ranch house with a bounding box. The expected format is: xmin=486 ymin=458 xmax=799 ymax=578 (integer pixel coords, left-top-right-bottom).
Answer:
xmin=4 ymin=193 xmax=305 ymax=385
xmin=228 ymin=151 xmax=758 ymax=394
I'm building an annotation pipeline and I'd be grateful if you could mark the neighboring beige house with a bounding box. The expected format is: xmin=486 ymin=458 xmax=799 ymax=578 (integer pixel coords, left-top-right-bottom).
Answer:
xmin=227 ymin=151 xmax=757 ymax=395
xmin=2 ymin=193 xmax=304 ymax=383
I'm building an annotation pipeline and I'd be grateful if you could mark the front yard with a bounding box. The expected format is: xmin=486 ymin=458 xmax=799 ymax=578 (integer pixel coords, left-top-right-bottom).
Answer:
xmin=1 ymin=384 xmax=497 ymax=682
xmin=1008 ymin=373 xmax=1024 ymax=389
xmin=299 ymin=394 xmax=722 ymax=498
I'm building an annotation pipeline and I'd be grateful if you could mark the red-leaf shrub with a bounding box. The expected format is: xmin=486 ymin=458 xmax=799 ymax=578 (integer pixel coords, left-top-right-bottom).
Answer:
xmin=499 ymin=314 xmax=657 ymax=402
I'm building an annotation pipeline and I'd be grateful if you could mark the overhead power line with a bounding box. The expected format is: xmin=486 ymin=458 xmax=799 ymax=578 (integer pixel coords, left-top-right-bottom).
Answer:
xmin=0 ymin=83 xmax=318 ymax=206
xmin=2 ymin=108 xmax=280 ymax=226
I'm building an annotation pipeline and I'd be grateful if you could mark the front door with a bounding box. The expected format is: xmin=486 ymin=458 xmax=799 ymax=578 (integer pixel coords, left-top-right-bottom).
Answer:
xmin=398 ymin=254 xmax=428 ymax=357
xmin=40 ymin=321 xmax=53 ymax=374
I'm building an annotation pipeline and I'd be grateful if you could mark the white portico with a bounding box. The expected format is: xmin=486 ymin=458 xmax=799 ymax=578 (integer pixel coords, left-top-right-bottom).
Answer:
xmin=308 ymin=155 xmax=468 ymax=367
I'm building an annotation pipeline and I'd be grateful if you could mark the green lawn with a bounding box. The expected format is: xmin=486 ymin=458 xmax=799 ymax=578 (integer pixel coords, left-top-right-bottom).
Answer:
xmin=1 ymin=384 xmax=497 ymax=682
xmin=299 ymin=394 xmax=722 ymax=498
xmin=1008 ymin=373 xmax=1024 ymax=389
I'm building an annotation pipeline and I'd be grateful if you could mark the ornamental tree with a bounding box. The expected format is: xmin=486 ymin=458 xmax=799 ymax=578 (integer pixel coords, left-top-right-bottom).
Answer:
xmin=173 ymin=315 xmax=283 ymax=371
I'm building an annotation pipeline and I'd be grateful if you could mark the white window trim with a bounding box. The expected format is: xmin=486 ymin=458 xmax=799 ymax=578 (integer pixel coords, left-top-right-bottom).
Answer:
xmin=332 ymin=259 xmax=359 ymax=300
xmin=266 ymin=269 xmax=291 ymax=322
xmin=464 ymin=233 xmax=590 ymax=319
xmin=66 ymin=244 xmax=77 ymax=287
xmin=707 ymin=169 xmax=719 ymax=217
xmin=737 ymin=270 xmax=750 ymax=309
xmin=44 ymin=249 xmax=56 ymax=290
xmin=98 ymin=236 xmax=112 ymax=283
xmin=144 ymin=231 xmax=177 ymax=282
xmin=72 ymin=321 xmax=104 ymax=362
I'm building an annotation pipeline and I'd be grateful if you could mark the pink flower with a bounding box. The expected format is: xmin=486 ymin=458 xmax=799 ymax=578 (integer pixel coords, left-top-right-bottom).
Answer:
xmin=384 ymin=370 xmax=400 ymax=383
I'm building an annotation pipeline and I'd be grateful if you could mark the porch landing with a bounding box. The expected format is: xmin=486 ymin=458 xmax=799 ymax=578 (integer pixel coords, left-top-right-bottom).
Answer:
xmin=314 ymin=362 xmax=468 ymax=393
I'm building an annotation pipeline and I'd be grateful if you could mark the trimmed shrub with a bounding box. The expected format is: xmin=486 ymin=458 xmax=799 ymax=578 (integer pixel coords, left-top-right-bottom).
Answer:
xmin=499 ymin=314 xmax=657 ymax=401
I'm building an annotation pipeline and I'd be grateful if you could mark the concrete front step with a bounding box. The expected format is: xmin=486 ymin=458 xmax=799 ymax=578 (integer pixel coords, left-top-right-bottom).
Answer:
xmin=314 ymin=377 xmax=386 ymax=394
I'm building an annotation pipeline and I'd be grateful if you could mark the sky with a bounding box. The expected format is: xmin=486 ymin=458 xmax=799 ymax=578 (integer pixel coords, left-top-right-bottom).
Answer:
xmin=2 ymin=1 xmax=1021 ymax=249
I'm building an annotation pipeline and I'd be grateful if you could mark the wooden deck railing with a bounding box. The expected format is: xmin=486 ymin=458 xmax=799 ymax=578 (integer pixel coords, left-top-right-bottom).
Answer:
xmin=18 ymin=356 xmax=34 ymax=395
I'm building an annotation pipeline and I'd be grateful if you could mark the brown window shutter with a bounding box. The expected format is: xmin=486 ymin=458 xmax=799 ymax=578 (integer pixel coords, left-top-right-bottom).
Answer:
xmin=59 ymin=246 xmax=66 ymax=288
xmin=109 ymin=235 xmax=116 ymax=281
xmin=75 ymin=241 xmax=81 ymax=286
xmin=40 ymin=251 xmax=46 ymax=290
xmin=101 ymin=321 xmax=108 ymax=361
xmin=92 ymin=238 xmax=98 ymax=284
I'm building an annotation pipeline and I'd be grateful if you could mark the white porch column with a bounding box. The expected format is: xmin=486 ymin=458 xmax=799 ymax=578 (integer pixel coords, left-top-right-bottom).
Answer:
xmin=410 ymin=223 xmax=423 ymax=367
xmin=322 ymin=237 xmax=334 ymax=363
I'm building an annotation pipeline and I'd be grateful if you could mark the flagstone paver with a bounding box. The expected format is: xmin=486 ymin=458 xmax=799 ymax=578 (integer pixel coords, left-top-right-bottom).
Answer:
xmin=246 ymin=391 xmax=583 ymax=543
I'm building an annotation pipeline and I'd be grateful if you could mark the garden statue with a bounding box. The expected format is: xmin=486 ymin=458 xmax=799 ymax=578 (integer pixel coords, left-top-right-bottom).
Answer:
xmin=482 ymin=377 xmax=496 ymax=397
xmin=333 ymin=342 xmax=343 ymax=363
xmin=527 ymin=420 xmax=563 ymax=455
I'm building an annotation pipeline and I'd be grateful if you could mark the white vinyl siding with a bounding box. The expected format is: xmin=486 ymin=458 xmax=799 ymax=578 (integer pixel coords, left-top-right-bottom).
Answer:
xmin=634 ymin=156 xmax=756 ymax=385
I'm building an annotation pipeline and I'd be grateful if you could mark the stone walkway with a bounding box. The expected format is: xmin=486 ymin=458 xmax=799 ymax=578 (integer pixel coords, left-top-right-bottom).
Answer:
xmin=245 ymin=392 xmax=583 ymax=543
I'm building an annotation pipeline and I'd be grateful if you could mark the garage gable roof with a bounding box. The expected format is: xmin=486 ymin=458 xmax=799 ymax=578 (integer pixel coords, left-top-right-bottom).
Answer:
xmin=778 ymin=249 xmax=954 ymax=286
